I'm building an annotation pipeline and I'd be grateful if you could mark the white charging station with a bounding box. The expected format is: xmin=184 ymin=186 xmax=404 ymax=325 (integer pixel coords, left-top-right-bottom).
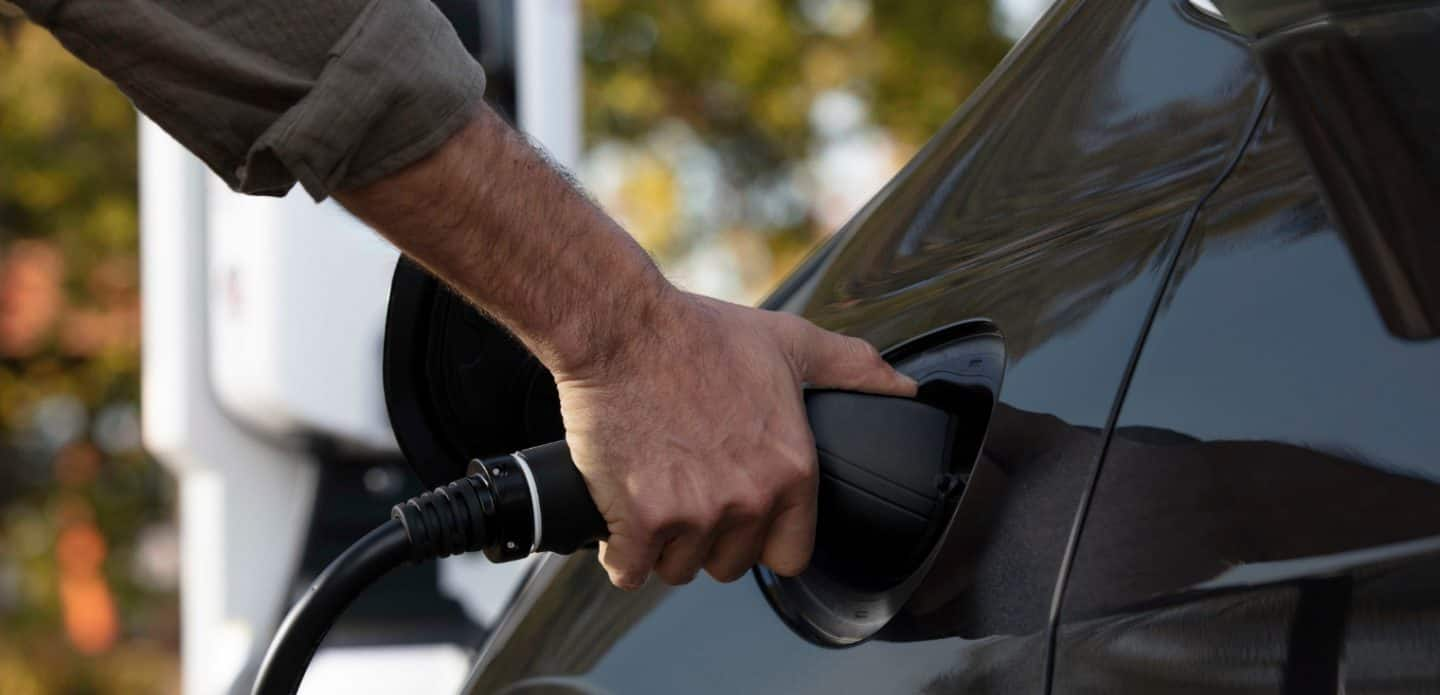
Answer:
xmin=140 ymin=2 xmax=580 ymax=692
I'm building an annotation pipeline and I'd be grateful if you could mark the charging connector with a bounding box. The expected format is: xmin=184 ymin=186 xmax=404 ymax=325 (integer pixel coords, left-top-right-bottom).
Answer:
xmin=251 ymin=442 xmax=605 ymax=695
xmin=252 ymin=391 xmax=964 ymax=695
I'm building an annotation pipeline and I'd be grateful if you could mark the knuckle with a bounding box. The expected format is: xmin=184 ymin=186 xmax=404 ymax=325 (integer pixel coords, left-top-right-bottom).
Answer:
xmin=775 ymin=312 xmax=811 ymax=336
xmin=717 ymin=476 xmax=767 ymax=520
xmin=656 ymin=509 xmax=710 ymax=539
xmin=721 ymin=497 xmax=768 ymax=526
xmin=773 ymin=316 xmax=811 ymax=358
xmin=775 ymin=450 xmax=817 ymax=489
xmin=790 ymin=318 xmax=828 ymax=353
xmin=849 ymin=337 xmax=881 ymax=362
xmin=693 ymin=502 xmax=725 ymax=531
xmin=630 ymin=504 xmax=675 ymax=537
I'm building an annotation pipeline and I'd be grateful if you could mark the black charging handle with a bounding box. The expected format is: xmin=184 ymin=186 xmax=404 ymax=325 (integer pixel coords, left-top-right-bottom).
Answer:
xmin=487 ymin=390 xmax=961 ymax=583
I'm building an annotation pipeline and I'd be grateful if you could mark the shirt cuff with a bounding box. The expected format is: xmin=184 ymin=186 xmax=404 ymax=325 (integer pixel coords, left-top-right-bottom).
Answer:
xmin=238 ymin=0 xmax=486 ymax=200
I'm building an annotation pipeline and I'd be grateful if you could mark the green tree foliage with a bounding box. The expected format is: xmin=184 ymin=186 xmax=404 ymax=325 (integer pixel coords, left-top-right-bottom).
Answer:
xmin=585 ymin=0 xmax=1009 ymax=169
xmin=582 ymin=0 xmax=1010 ymax=296
xmin=0 ymin=1 xmax=1010 ymax=691
xmin=0 ymin=7 xmax=178 ymax=693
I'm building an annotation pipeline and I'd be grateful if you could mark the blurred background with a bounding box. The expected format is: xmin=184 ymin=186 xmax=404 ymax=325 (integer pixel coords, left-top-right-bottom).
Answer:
xmin=0 ymin=0 xmax=1034 ymax=691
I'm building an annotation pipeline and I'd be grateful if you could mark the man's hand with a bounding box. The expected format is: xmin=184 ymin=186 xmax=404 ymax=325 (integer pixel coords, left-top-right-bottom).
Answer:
xmin=337 ymin=103 xmax=913 ymax=588
xmin=558 ymin=291 xmax=915 ymax=588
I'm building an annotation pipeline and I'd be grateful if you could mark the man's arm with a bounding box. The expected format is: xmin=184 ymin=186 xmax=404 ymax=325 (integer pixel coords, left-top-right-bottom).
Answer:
xmin=338 ymin=103 xmax=916 ymax=587
xmin=338 ymin=103 xmax=664 ymax=377
xmin=16 ymin=0 xmax=917 ymax=587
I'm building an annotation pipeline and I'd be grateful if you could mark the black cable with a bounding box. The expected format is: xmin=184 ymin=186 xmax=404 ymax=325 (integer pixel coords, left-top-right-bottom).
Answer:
xmin=251 ymin=520 xmax=411 ymax=695
xmin=251 ymin=445 xmax=606 ymax=695
xmin=252 ymin=391 xmax=950 ymax=693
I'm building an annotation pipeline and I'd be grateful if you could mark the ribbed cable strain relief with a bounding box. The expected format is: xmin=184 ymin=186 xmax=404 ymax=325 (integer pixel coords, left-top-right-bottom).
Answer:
xmin=390 ymin=475 xmax=495 ymax=563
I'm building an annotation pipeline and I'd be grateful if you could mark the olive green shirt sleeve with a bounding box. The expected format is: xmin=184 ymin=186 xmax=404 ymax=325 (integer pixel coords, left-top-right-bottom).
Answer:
xmin=15 ymin=0 xmax=486 ymax=200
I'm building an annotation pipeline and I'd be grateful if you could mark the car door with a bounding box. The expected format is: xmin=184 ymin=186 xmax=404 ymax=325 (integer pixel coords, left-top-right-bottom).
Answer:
xmin=459 ymin=0 xmax=1271 ymax=691
xmin=1051 ymin=5 xmax=1440 ymax=691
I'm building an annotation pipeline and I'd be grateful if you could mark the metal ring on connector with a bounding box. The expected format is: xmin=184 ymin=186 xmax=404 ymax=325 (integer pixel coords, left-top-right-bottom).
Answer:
xmin=510 ymin=451 xmax=543 ymax=554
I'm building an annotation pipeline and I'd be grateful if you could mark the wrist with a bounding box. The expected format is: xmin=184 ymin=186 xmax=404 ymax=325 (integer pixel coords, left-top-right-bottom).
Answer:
xmin=539 ymin=257 xmax=683 ymax=382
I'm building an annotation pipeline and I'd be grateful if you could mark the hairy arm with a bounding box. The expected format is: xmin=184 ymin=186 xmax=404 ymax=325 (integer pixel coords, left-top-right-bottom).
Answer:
xmin=14 ymin=0 xmax=915 ymax=588
xmin=338 ymin=103 xmax=665 ymax=376
xmin=350 ymin=103 xmax=920 ymax=589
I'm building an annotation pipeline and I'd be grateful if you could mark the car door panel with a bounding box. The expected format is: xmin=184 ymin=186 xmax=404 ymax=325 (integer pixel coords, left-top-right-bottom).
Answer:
xmin=464 ymin=0 xmax=1271 ymax=692
xmin=1053 ymin=90 xmax=1440 ymax=693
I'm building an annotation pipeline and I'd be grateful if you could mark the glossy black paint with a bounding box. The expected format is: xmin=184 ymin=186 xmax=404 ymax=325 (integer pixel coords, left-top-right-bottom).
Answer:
xmin=1054 ymin=91 xmax=1440 ymax=692
xmin=1218 ymin=0 xmax=1440 ymax=339
xmin=436 ymin=0 xmax=1440 ymax=692
xmin=460 ymin=0 xmax=1297 ymax=692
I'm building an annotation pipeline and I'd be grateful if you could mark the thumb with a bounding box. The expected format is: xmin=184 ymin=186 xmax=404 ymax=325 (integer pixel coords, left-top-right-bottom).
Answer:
xmin=795 ymin=322 xmax=917 ymax=397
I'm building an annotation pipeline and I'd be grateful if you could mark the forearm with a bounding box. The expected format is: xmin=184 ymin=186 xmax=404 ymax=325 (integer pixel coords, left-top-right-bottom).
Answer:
xmin=23 ymin=0 xmax=917 ymax=593
xmin=336 ymin=103 xmax=672 ymax=376
xmin=344 ymin=102 xmax=914 ymax=592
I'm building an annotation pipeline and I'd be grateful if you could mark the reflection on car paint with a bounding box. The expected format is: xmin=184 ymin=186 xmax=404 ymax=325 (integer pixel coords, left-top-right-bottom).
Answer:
xmin=459 ymin=0 xmax=1440 ymax=690
xmin=1055 ymin=73 xmax=1440 ymax=692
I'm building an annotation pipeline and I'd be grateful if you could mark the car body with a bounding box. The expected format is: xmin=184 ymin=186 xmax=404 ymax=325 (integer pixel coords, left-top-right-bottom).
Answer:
xmin=386 ymin=0 xmax=1440 ymax=692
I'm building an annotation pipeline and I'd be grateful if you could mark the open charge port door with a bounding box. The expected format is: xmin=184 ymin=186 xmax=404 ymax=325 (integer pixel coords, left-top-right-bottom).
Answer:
xmin=383 ymin=265 xmax=1009 ymax=647
xmin=758 ymin=324 xmax=1005 ymax=647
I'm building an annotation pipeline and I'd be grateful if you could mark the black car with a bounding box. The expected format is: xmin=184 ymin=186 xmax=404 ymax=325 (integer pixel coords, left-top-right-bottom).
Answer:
xmin=381 ymin=0 xmax=1440 ymax=692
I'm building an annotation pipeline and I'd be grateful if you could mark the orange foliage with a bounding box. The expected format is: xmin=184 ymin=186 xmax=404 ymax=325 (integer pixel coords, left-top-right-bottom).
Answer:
xmin=55 ymin=520 xmax=118 ymax=654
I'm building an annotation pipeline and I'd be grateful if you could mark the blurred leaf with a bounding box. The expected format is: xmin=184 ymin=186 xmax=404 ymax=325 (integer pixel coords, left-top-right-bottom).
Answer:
xmin=581 ymin=0 xmax=1010 ymax=299
xmin=0 ymin=19 xmax=177 ymax=694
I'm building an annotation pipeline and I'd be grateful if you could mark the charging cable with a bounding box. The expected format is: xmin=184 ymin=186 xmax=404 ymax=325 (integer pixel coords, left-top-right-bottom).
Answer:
xmin=251 ymin=441 xmax=606 ymax=695
xmin=251 ymin=390 xmax=964 ymax=695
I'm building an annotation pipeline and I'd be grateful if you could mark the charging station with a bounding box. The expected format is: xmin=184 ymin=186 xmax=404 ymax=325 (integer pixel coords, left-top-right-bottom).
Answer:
xmin=139 ymin=2 xmax=580 ymax=693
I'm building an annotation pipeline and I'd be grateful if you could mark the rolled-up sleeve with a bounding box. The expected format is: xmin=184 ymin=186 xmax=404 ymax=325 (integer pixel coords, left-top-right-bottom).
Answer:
xmin=16 ymin=0 xmax=486 ymax=199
